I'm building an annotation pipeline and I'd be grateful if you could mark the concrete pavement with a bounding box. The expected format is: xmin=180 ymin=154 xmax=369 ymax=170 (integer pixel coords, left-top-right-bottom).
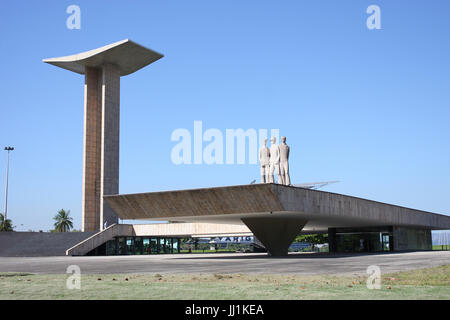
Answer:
xmin=0 ymin=251 xmax=449 ymax=275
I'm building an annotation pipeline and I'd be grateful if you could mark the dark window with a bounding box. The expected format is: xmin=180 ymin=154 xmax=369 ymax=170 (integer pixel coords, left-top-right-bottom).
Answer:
xmin=151 ymin=238 xmax=158 ymax=254
xmin=135 ymin=237 xmax=143 ymax=255
xmin=143 ymin=238 xmax=150 ymax=254
xmin=126 ymin=237 xmax=134 ymax=255
xmin=106 ymin=239 xmax=117 ymax=255
xmin=118 ymin=237 xmax=126 ymax=255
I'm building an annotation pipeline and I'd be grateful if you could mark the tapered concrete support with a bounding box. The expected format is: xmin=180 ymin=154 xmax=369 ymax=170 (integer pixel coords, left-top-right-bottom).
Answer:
xmin=82 ymin=67 xmax=102 ymax=232
xmin=99 ymin=64 xmax=120 ymax=230
xmin=241 ymin=217 xmax=307 ymax=256
xmin=328 ymin=228 xmax=337 ymax=253
xmin=81 ymin=65 xmax=120 ymax=232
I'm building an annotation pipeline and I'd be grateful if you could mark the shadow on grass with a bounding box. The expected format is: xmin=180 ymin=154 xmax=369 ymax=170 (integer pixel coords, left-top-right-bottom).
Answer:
xmin=0 ymin=272 xmax=33 ymax=277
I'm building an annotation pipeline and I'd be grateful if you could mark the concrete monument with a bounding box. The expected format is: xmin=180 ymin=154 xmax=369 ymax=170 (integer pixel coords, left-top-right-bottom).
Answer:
xmin=279 ymin=136 xmax=290 ymax=185
xmin=43 ymin=39 xmax=163 ymax=232
xmin=41 ymin=41 xmax=450 ymax=258
xmin=259 ymin=138 xmax=270 ymax=183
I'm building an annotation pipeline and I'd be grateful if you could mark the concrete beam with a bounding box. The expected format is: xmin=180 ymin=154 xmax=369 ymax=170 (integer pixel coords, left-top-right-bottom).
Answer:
xmin=104 ymin=184 xmax=450 ymax=231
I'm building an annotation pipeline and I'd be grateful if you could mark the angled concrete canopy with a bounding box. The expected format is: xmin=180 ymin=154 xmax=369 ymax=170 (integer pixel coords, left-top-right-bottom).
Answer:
xmin=44 ymin=39 xmax=163 ymax=232
xmin=43 ymin=39 xmax=164 ymax=76
xmin=104 ymin=184 xmax=450 ymax=229
xmin=104 ymin=184 xmax=450 ymax=255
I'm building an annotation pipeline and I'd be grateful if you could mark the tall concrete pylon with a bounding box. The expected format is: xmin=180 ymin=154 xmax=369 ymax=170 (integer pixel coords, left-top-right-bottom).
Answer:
xmin=44 ymin=39 xmax=163 ymax=232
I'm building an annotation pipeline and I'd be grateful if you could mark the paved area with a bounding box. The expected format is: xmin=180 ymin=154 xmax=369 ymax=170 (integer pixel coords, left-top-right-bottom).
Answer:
xmin=0 ymin=251 xmax=449 ymax=275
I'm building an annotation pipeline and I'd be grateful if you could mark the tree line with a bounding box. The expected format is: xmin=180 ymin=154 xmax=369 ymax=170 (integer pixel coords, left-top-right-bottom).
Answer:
xmin=0 ymin=209 xmax=74 ymax=232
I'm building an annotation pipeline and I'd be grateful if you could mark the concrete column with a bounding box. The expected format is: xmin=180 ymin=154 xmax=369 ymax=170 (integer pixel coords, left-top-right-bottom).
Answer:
xmin=100 ymin=64 xmax=120 ymax=230
xmin=81 ymin=64 xmax=120 ymax=232
xmin=82 ymin=67 xmax=102 ymax=232
xmin=328 ymin=228 xmax=337 ymax=253
xmin=241 ymin=217 xmax=307 ymax=256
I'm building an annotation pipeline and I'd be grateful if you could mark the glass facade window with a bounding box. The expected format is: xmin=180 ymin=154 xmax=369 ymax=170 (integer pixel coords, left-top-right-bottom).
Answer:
xmin=382 ymin=233 xmax=391 ymax=251
xmin=135 ymin=237 xmax=143 ymax=255
xmin=106 ymin=239 xmax=117 ymax=255
xmin=151 ymin=238 xmax=158 ymax=254
xmin=159 ymin=238 xmax=166 ymax=254
xmin=335 ymin=232 xmax=392 ymax=252
xmin=143 ymin=238 xmax=150 ymax=255
xmin=166 ymin=238 xmax=173 ymax=254
xmin=90 ymin=236 xmax=183 ymax=256
xmin=173 ymin=238 xmax=179 ymax=253
xmin=126 ymin=237 xmax=134 ymax=255
xmin=118 ymin=237 xmax=126 ymax=255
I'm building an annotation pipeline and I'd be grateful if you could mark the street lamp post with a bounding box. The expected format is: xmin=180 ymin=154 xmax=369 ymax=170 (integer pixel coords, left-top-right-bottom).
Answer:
xmin=4 ymin=146 xmax=14 ymax=226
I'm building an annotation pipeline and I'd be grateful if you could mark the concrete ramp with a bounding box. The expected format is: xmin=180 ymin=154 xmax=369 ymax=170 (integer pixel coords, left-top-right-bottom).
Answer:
xmin=0 ymin=231 xmax=95 ymax=257
xmin=66 ymin=224 xmax=133 ymax=256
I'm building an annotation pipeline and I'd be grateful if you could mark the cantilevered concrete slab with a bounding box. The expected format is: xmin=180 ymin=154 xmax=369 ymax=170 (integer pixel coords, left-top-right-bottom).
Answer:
xmin=43 ymin=39 xmax=163 ymax=76
xmin=104 ymin=184 xmax=450 ymax=256
xmin=44 ymin=40 xmax=163 ymax=232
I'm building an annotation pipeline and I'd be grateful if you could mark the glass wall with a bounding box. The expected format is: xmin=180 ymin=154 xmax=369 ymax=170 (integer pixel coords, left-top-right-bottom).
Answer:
xmin=93 ymin=236 xmax=182 ymax=256
xmin=159 ymin=238 xmax=166 ymax=254
xmin=150 ymin=238 xmax=158 ymax=254
xmin=88 ymin=237 xmax=223 ymax=256
xmin=135 ymin=237 xmax=143 ymax=255
xmin=381 ymin=233 xmax=391 ymax=251
xmin=126 ymin=237 xmax=134 ymax=255
xmin=335 ymin=231 xmax=392 ymax=252
xmin=118 ymin=237 xmax=126 ymax=255
xmin=166 ymin=238 xmax=173 ymax=254
xmin=143 ymin=238 xmax=150 ymax=254
xmin=106 ymin=239 xmax=117 ymax=255
xmin=173 ymin=238 xmax=179 ymax=253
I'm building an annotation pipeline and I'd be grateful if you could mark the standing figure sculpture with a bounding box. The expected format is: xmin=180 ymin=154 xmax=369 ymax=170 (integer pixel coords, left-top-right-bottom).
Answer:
xmin=279 ymin=136 xmax=290 ymax=185
xmin=259 ymin=138 xmax=270 ymax=183
xmin=269 ymin=136 xmax=281 ymax=183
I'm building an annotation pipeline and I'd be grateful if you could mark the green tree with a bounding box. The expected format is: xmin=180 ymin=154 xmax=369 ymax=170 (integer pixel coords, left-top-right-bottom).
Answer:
xmin=294 ymin=234 xmax=328 ymax=251
xmin=0 ymin=213 xmax=14 ymax=231
xmin=53 ymin=209 xmax=73 ymax=232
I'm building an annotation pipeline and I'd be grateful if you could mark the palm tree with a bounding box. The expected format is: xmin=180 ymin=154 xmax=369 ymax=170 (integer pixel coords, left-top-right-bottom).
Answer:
xmin=0 ymin=213 xmax=14 ymax=231
xmin=53 ymin=209 xmax=73 ymax=232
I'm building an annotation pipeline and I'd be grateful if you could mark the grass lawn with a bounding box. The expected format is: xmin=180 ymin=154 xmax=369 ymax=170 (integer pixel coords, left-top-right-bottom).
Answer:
xmin=433 ymin=245 xmax=450 ymax=251
xmin=0 ymin=265 xmax=449 ymax=300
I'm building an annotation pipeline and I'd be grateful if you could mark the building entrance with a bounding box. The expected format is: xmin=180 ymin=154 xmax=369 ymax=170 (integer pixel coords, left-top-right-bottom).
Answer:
xmin=330 ymin=227 xmax=394 ymax=253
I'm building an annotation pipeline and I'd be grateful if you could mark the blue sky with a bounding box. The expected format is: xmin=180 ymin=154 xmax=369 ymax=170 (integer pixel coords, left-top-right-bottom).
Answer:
xmin=0 ymin=0 xmax=449 ymax=231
